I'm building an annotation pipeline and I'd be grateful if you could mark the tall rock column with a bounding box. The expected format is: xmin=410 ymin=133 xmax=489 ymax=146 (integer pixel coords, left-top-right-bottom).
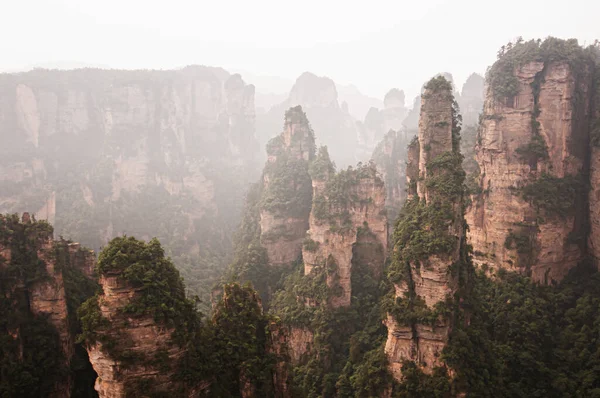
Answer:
xmin=303 ymin=147 xmax=387 ymax=307
xmin=384 ymin=76 xmax=467 ymax=379
xmin=467 ymin=39 xmax=594 ymax=282
xmin=259 ymin=106 xmax=315 ymax=265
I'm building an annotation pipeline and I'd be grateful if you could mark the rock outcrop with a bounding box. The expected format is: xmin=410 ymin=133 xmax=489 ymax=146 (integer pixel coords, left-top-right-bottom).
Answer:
xmin=303 ymin=149 xmax=387 ymax=307
xmin=0 ymin=213 xmax=96 ymax=397
xmin=385 ymin=76 xmax=467 ymax=378
xmin=467 ymin=40 xmax=595 ymax=282
xmin=259 ymin=106 xmax=315 ymax=265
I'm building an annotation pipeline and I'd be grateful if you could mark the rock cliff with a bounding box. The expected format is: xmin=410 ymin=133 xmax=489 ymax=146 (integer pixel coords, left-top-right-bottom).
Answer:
xmin=0 ymin=66 xmax=261 ymax=305
xmin=0 ymin=213 xmax=97 ymax=397
xmin=467 ymin=39 xmax=595 ymax=282
xmin=588 ymin=50 xmax=600 ymax=267
xmin=384 ymin=76 xmax=467 ymax=378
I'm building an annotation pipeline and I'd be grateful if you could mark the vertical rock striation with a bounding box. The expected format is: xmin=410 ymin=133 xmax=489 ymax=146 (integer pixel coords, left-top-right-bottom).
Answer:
xmin=385 ymin=76 xmax=467 ymax=379
xmin=467 ymin=39 xmax=595 ymax=282
xmin=588 ymin=50 xmax=600 ymax=267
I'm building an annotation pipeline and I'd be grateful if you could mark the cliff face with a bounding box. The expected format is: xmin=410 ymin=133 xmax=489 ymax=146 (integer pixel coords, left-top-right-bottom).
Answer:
xmin=259 ymin=106 xmax=315 ymax=265
xmin=588 ymin=56 xmax=600 ymax=266
xmin=467 ymin=41 xmax=595 ymax=282
xmin=0 ymin=213 xmax=96 ymax=397
xmin=385 ymin=76 xmax=466 ymax=378
xmin=303 ymin=151 xmax=387 ymax=307
xmin=0 ymin=66 xmax=260 ymax=304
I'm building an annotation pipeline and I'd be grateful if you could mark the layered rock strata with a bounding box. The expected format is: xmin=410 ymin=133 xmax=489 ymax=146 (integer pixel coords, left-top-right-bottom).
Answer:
xmin=467 ymin=51 xmax=594 ymax=282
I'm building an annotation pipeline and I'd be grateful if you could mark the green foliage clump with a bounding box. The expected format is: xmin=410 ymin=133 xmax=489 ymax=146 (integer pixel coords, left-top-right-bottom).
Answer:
xmin=261 ymin=154 xmax=313 ymax=218
xmin=309 ymin=146 xmax=336 ymax=180
xmin=443 ymin=262 xmax=600 ymax=397
xmin=521 ymin=173 xmax=584 ymax=219
xmin=423 ymin=76 xmax=453 ymax=95
xmin=303 ymin=236 xmax=320 ymax=253
xmin=515 ymin=134 xmax=549 ymax=166
xmin=94 ymin=236 xmax=200 ymax=344
xmin=178 ymin=282 xmax=276 ymax=396
xmin=388 ymin=199 xmax=458 ymax=284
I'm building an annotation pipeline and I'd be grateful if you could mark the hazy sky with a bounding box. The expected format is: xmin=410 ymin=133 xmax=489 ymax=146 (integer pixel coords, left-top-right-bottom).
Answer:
xmin=2 ymin=0 xmax=598 ymax=100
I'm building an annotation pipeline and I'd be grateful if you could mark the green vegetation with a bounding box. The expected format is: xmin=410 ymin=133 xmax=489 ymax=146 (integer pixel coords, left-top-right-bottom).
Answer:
xmin=0 ymin=214 xmax=98 ymax=397
xmin=261 ymin=154 xmax=313 ymax=218
xmin=83 ymin=236 xmax=201 ymax=345
xmin=488 ymin=37 xmax=595 ymax=101
xmin=521 ymin=173 xmax=584 ymax=219
xmin=178 ymin=282 xmax=276 ymax=397
xmin=309 ymin=146 xmax=336 ymax=181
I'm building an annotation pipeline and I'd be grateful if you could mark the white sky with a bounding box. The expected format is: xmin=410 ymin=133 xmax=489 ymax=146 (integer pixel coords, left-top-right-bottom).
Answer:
xmin=1 ymin=0 xmax=598 ymax=100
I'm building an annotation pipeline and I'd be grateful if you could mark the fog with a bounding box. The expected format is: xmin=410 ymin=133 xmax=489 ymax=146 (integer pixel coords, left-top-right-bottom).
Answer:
xmin=2 ymin=0 xmax=598 ymax=101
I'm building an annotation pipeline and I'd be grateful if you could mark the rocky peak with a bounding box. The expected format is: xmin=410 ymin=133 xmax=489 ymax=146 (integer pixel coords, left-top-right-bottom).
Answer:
xmin=260 ymin=106 xmax=315 ymax=265
xmin=385 ymin=75 xmax=467 ymax=378
xmin=416 ymin=76 xmax=456 ymax=201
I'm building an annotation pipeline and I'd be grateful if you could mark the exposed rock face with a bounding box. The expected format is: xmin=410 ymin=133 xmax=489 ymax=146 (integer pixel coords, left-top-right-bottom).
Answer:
xmin=259 ymin=106 xmax=315 ymax=265
xmin=385 ymin=77 xmax=465 ymax=377
xmin=467 ymin=57 xmax=593 ymax=282
xmin=87 ymin=272 xmax=185 ymax=397
xmin=303 ymin=152 xmax=387 ymax=308
xmin=0 ymin=213 xmax=96 ymax=397
xmin=589 ymin=60 xmax=600 ymax=266
xmin=0 ymin=66 xmax=260 ymax=303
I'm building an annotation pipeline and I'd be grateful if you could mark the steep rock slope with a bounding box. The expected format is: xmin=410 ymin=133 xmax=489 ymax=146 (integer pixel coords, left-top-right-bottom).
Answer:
xmin=467 ymin=39 xmax=596 ymax=282
xmin=0 ymin=213 xmax=97 ymax=397
xmin=588 ymin=50 xmax=600 ymax=266
xmin=0 ymin=66 xmax=261 ymax=305
xmin=384 ymin=76 xmax=468 ymax=378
